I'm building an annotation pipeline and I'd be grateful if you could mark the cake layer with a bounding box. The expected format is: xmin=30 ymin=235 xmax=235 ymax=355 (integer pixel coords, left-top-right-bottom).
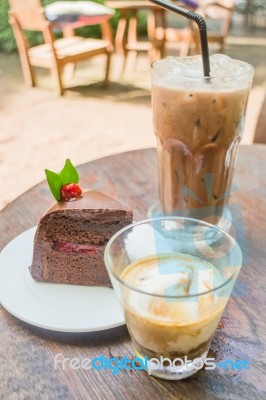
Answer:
xmin=37 ymin=218 xmax=130 ymax=245
xmin=54 ymin=241 xmax=101 ymax=255
xmin=31 ymin=246 xmax=111 ymax=287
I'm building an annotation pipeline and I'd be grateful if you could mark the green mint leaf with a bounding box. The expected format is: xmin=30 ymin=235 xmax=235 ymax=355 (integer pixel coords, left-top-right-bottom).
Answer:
xmin=45 ymin=169 xmax=63 ymax=201
xmin=59 ymin=159 xmax=79 ymax=185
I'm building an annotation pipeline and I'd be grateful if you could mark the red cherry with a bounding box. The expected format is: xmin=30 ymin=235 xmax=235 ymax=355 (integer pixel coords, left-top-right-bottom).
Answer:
xmin=60 ymin=183 xmax=82 ymax=201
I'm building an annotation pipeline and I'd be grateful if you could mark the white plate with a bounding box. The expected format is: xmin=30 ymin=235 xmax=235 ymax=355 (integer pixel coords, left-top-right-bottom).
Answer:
xmin=0 ymin=227 xmax=125 ymax=332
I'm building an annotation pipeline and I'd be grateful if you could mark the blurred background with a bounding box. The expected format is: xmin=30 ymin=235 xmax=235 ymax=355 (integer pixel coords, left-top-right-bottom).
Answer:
xmin=0 ymin=0 xmax=266 ymax=209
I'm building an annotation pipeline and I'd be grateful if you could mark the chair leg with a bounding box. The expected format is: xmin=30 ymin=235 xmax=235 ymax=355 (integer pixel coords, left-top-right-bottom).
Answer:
xmin=179 ymin=39 xmax=190 ymax=57
xmin=127 ymin=50 xmax=138 ymax=70
xmin=51 ymin=63 xmax=64 ymax=96
xmin=21 ymin=56 xmax=36 ymax=87
xmin=103 ymin=52 xmax=111 ymax=86
xmin=15 ymin=41 xmax=36 ymax=87
xmin=64 ymin=63 xmax=76 ymax=80
xmin=115 ymin=10 xmax=128 ymax=77
xmin=147 ymin=10 xmax=157 ymax=64
xmin=148 ymin=47 xmax=155 ymax=64
xmin=115 ymin=12 xmax=128 ymax=58
xmin=62 ymin=26 xmax=76 ymax=79
xmin=220 ymin=39 xmax=225 ymax=53
xmin=120 ymin=49 xmax=130 ymax=78
xmin=9 ymin=13 xmax=35 ymax=88
xmin=160 ymin=10 xmax=166 ymax=59
xmin=133 ymin=51 xmax=139 ymax=69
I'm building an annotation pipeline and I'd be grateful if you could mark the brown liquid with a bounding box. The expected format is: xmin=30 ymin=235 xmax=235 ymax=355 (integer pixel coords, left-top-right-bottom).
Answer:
xmin=131 ymin=336 xmax=211 ymax=361
xmin=121 ymin=254 xmax=227 ymax=360
xmin=125 ymin=306 xmax=223 ymax=360
xmin=152 ymin=85 xmax=250 ymax=221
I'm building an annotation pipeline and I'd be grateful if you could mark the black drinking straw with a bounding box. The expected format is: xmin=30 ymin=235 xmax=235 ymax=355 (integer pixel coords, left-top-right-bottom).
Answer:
xmin=149 ymin=0 xmax=211 ymax=77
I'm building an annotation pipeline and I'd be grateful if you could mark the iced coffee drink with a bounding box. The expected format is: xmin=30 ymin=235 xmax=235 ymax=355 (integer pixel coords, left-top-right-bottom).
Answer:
xmin=152 ymin=55 xmax=253 ymax=222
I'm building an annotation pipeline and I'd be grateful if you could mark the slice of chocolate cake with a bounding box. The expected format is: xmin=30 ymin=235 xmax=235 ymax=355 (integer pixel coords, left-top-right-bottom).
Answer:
xmin=30 ymin=190 xmax=133 ymax=287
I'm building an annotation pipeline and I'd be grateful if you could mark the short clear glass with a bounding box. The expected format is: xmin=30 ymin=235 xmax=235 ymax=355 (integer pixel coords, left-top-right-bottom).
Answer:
xmin=104 ymin=217 xmax=242 ymax=380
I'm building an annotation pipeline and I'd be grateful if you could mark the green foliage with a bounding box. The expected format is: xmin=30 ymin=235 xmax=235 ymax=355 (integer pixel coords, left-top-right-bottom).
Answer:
xmin=0 ymin=0 xmax=147 ymax=52
xmin=0 ymin=0 xmax=14 ymax=51
xmin=59 ymin=159 xmax=79 ymax=185
xmin=45 ymin=158 xmax=79 ymax=201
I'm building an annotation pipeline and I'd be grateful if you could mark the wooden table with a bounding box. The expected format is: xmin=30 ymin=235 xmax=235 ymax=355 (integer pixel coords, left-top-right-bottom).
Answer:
xmin=0 ymin=146 xmax=265 ymax=399
xmin=105 ymin=0 xmax=198 ymax=73
xmin=106 ymin=0 xmax=167 ymax=70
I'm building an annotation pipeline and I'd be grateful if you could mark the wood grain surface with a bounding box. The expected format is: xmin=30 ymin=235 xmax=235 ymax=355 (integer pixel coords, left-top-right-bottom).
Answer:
xmin=0 ymin=146 xmax=265 ymax=400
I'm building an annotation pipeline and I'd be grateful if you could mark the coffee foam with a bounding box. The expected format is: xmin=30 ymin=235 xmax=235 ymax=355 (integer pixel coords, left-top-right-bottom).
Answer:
xmin=121 ymin=254 xmax=225 ymax=324
xmin=152 ymin=54 xmax=253 ymax=90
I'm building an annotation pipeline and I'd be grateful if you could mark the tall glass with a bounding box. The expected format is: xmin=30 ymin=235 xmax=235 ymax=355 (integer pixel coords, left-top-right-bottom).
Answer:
xmin=151 ymin=55 xmax=253 ymax=226
xmin=104 ymin=217 xmax=242 ymax=380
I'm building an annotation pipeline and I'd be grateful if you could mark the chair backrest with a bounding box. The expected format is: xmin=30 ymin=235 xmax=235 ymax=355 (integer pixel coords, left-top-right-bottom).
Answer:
xmin=8 ymin=0 xmax=49 ymax=31
xmin=201 ymin=2 xmax=234 ymax=37
xmin=8 ymin=0 xmax=56 ymax=68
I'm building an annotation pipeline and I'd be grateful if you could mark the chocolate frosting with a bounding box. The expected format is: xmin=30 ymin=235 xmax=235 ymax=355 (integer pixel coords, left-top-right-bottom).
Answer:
xmin=44 ymin=190 xmax=132 ymax=215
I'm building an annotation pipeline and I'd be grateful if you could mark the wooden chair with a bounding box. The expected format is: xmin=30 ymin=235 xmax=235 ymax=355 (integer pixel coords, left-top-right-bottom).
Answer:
xmin=155 ymin=3 xmax=200 ymax=58
xmin=157 ymin=21 xmax=200 ymax=57
xmin=104 ymin=2 xmax=166 ymax=75
xmin=8 ymin=0 xmax=113 ymax=95
xmin=123 ymin=9 xmax=166 ymax=68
